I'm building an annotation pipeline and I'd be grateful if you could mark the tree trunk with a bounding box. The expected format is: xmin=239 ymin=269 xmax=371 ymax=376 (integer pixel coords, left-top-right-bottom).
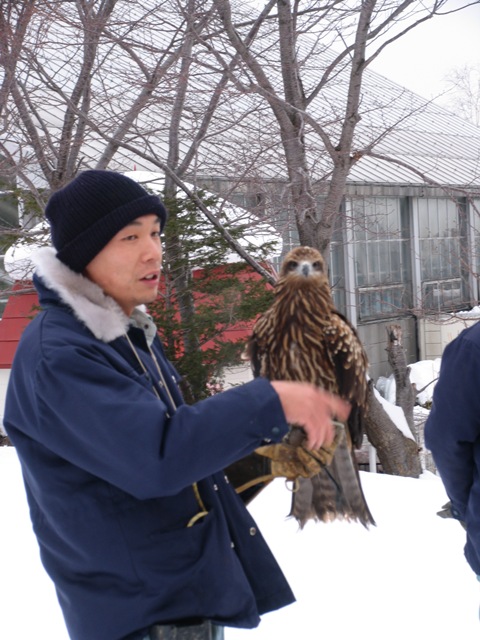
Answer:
xmin=0 ymin=435 xmax=12 ymax=446
xmin=364 ymin=381 xmax=421 ymax=478
xmin=386 ymin=324 xmax=417 ymax=439
xmin=363 ymin=323 xmax=422 ymax=477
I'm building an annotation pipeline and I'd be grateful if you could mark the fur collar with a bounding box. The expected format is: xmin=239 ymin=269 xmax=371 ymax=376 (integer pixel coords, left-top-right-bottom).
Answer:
xmin=33 ymin=247 xmax=131 ymax=343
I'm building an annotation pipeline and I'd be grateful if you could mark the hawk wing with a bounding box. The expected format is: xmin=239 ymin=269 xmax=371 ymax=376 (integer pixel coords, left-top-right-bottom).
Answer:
xmin=324 ymin=310 xmax=368 ymax=448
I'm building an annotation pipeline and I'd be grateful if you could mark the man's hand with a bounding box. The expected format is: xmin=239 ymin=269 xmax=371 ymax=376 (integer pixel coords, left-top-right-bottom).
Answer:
xmin=270 ymin=381 xmax=350 ymax=449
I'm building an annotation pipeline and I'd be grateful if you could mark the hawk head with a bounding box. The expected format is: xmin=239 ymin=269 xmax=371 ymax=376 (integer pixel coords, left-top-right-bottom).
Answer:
xmin=278 ymin=246 xmax=327 ymax=283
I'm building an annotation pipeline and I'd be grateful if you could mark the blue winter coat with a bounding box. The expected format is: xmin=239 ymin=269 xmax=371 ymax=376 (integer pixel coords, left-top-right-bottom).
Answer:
xmin=4 ymin=248 xmax=294 ymax=640
xmin=424 ymin=321 xmax=480 ymax=575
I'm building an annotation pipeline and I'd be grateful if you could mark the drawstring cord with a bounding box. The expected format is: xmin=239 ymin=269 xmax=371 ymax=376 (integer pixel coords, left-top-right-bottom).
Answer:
xmin=124 ymin=333 xmax=208 ymax=527
xmin=189 ymin=484 xmax=209 ymax=527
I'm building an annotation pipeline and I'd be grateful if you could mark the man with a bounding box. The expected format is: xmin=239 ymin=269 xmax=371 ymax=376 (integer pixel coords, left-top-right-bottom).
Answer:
xmin=424 ymin=324 xmax=480 ymax=580
xmin=4 ymin=170 xmax=349 ymax=640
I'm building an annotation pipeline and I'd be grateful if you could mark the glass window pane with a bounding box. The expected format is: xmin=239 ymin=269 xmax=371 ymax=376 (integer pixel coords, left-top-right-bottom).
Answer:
xmin=419 ymin=198 xmax=463 ymax=282
xmin=354 ymin=241 xmax=367 ymax=286
xmin=350 ymin=196 xmax=412 ymax=320
xmin=471 ymin=200 xmax=480 ymax=274
xmin=419 ymin=198 xmax=466 ymax=311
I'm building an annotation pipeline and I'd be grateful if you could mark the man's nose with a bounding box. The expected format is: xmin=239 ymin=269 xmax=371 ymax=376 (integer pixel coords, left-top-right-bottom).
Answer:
xmin=142 ymin=237 xmax=162 ymax=260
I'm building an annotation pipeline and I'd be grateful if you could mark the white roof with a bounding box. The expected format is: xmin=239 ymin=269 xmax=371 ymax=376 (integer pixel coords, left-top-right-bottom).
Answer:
xmin=8 ymin=4 xmax=480 ymax=195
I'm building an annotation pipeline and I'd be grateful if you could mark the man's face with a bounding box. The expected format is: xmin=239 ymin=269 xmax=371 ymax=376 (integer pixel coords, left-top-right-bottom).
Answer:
xmin=84 ymin=214 xmax=162 ymax=316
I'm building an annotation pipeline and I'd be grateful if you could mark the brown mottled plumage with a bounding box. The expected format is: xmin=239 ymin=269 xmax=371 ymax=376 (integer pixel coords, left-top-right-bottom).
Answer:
xmin=246 ymin=246 xmax=374 ymax=528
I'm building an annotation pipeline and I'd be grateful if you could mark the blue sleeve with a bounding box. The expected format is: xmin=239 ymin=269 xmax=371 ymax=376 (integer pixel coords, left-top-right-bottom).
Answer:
xmin=424 ymin=327 xmax=480 ymax=520
xmin=13 ymin=343 xmax=288 ymax=500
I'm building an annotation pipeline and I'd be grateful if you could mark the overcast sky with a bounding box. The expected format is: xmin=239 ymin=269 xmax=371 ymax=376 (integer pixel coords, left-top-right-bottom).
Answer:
xmin=370 ymin=0 xmax=480 ymax=103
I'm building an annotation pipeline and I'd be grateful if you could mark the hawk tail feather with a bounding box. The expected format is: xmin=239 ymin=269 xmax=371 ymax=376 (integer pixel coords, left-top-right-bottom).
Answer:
xmin=289 ymin=428 xmax=375 ymax=529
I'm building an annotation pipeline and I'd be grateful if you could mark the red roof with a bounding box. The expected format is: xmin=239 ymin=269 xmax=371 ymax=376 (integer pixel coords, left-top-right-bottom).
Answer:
xmin=0 ymin=282 xmax=39 ymax=369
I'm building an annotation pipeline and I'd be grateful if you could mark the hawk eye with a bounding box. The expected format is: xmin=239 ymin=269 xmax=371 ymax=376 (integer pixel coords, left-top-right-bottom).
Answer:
xmin=312 ymin=261 xmax=322 ymax=270
xmin=287 ymin=260 xmax=298 ymax=271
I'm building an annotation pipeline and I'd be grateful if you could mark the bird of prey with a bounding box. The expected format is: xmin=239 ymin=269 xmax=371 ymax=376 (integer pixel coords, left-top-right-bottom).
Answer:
xmin=245 ymin=245 xmax=374 ymax=528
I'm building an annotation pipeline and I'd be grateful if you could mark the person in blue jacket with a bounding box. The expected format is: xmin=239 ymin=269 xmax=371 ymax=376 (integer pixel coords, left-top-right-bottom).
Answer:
xmin=4 ymin=170 xmax=349 ymax=640
xmin=425 ymin=323 xmax=480 ymax=579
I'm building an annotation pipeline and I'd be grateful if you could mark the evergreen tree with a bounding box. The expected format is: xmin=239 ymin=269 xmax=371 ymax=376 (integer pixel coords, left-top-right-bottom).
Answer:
xmin=149 ymin=192 xmax=277 ymax=402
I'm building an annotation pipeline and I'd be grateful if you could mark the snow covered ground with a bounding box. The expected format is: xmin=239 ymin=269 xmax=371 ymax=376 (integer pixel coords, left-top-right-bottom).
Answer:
xmin=1 ymin=445 xmax=478 ymax=640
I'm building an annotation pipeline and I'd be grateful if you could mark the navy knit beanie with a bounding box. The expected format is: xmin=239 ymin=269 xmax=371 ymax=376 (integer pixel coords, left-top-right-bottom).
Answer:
xmin=45 ymin=170 xmax=168 ymax=273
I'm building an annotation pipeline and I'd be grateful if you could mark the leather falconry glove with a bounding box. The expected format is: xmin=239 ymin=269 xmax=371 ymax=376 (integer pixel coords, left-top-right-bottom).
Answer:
xmin=228 ymin=422 xmax=345 ymax=502
xmin=256 ymin=420 xmax=346 ymax=479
